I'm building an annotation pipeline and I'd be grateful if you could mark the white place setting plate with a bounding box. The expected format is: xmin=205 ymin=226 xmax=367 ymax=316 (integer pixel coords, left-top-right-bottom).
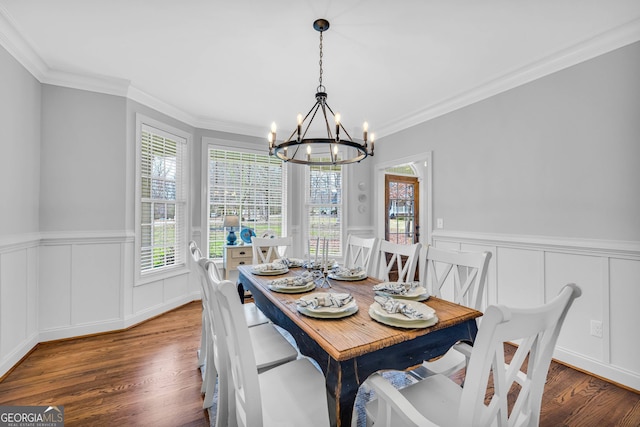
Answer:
xmin=368 ymin=299 xmax=438 ymax=329
xmin=268 ymin=282 xmax=316 ymax=294
xmin=373 ymin=282 xmax=430 ymax=301
xmin=328 ymin=271 xmax=368 ymax=281
xmin=296 ymin=293 xmax=359 ymax=319
xmin=251 ymin=263 xmax=289 ymax=275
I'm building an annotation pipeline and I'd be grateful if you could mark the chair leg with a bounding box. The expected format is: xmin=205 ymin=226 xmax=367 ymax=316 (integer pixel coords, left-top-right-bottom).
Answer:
xmin=198 ymin=309 xmax=207 ymax=367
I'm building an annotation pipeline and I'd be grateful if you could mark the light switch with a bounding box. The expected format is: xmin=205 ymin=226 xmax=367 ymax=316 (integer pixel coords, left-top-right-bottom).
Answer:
xmin=436 ymin=218 xmax=444 ymax=229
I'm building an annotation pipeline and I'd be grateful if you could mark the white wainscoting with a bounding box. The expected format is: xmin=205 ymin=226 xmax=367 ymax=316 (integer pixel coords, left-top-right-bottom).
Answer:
xmin=0 ymin=231 xmax=200 ymax=378
xmin=431 ymin=230 xmax=640 ymax=391
xmin=0 ymin=235 xmax=39 ymax=379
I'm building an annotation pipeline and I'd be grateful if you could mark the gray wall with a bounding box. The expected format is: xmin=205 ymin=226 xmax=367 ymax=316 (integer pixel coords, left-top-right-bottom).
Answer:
xmin=377 ymin=41 xmax=640 ymax=242
xmin=0 ymin=45 xmax=41 ymax=237
xmin=40 ymin=85 xmax=127 ymax=232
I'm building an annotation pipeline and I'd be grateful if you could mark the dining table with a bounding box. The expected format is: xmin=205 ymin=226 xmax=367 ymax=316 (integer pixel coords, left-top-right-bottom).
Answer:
xmin=237 ymin=264 xmax=482 ymax=427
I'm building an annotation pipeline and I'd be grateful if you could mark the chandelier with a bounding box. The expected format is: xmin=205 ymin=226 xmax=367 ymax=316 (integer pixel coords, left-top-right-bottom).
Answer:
xmin=268 ymin=19 xmax=374 ymax=166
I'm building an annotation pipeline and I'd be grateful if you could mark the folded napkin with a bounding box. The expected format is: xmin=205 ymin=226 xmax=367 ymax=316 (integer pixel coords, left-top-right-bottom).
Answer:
xmin=373 ymin=296 xmax=424 ymax=319
xmin=275 ymin=257 xmax=299 ymax=267
xmin=372 ymin=282 xmax=420 ymax=296
xmin=270 ymin=272 xmax=313 ymax=287
xmin=332 ymin=266 xmax=364 ymax=277
xmin=297 ymin=293 xmax=353 ymax=309
xmin=253 ymin=261 xmax=287 ymax=272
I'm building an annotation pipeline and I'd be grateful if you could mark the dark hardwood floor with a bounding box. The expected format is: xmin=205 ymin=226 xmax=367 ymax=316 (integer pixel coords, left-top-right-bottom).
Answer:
xmin=0 ymin=301 xmax=638 ymax=426
xmin=0 ymin=302 xmax=209 ymax=426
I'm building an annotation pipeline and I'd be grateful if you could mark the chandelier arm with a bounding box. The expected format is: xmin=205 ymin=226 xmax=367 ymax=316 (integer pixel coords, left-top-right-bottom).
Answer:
xmin=285 ymin=127 xmax=297 ymax=142
xmin=324 ymin=102 xmax=354 ymax=142
xmin=319 ymin=103 xmax=335 ymax=140
xmin=301 ymin=103 xmax=322 ymax=141
xmin=291 ymin=143 xmax=301 ymax=160
xmin=301 ymin=102 xmax=317 ymax=127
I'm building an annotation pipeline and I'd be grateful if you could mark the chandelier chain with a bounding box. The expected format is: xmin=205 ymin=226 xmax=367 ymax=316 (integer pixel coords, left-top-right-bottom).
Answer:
xmin=318 ymin=30 xmax=324 ymax=92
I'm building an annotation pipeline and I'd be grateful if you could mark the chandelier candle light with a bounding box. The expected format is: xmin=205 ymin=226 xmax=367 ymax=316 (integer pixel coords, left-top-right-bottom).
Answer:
xmin=268 ymin=19 xmax=374 ymax=166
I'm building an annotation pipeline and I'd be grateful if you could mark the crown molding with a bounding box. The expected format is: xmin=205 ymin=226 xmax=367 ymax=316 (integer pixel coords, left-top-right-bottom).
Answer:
xmin=2 ymin=6 xmax=639 ymax=139
xmin=126 ymin=85 xmax=199 ymax=128
xmin=0 ymin=4 xmax=47 ymax=81
xmin=193 ymin=115 xmax=266 ymax=138
xmin=43 ymin=69 xmax=130 ymax=97
xmin=377 ymin=18 xmax=640 ymax=138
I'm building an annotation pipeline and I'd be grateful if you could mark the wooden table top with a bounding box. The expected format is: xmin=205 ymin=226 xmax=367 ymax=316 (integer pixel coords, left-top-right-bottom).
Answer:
xmin=238 ymin=265 xmax=482 ymax=362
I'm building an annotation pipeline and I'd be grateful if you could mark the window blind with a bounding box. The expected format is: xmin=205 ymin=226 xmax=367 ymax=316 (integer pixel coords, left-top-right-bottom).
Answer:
xmin=140 ymin=125 xmax=187 ymax=273
xmin=306 ymin=163 xmax=343 ymax=258
xmin=208 ymin=148 xmax=286 ymax=258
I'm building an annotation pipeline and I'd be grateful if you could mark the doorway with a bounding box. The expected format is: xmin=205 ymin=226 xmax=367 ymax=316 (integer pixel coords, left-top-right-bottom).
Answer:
xmin=385 ymin=174 xmax=420 ymax=244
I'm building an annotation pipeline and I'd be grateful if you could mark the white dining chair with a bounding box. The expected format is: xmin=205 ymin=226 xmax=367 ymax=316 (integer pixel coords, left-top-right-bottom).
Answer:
xmin=189 ymin=240 xmax=208 ymax=369
xmin=213 ymin=277 xmax=331 ymax=427
xmin=200 ymin=260 xmax=300 ymax=417
xmin=375 ymin=240 xmax=421 ymax=282
xmin=365 ymin=283 xmax=581 ymax=427
xmin=412 ymin=246 xmax=492 ymax=379
xmin=343 ymin=235 xmax=380 ymax=276
xmin=194 ymin=254 xmax=271 ymax=409
xmin=250 ymin=236 xmax=293 ymax=265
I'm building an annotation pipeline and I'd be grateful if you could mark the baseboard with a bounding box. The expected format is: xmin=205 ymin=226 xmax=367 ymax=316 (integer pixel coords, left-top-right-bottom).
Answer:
xmin=0 ymin=332 xmax=39 ymax=380
xmin=123 ymin=293 xmax=201 ymax=329
xmin=554 ymin=347 xmax=640 ymax=392
xmin=38 ymin=318 xmax=127 ymax=342
xmin=35 ymin=293 xmax=200 ymax=347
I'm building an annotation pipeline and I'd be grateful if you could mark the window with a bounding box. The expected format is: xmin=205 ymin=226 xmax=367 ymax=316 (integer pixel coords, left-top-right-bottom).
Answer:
xmin=207 ymin=148 xmax=286 ymax=259
xmin=306 ymin=164 xmax=343 ymax=259
xmin=136 ymin=117 xmax=189 ymax=278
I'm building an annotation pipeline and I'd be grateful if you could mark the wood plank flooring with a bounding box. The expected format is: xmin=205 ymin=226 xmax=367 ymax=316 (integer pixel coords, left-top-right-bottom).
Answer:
xmin=0 ymin=301 xmax=638 ymax=426
xmin=0 ymin=302 xmax=209 ymax=426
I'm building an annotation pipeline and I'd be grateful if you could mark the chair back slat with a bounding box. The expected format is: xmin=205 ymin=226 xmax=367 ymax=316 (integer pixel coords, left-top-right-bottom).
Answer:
xmin=376 ymin=240 xmax=421 ymax=282
xmin=460 ymin=284 xmax=581 ymax=427
xmin=344 ymin=235 xmax=380 ymax=276
xmin=251 ymin=236 xmax=292 ymax=265
xmin=420 ymin=246 xmax=492 ymax=311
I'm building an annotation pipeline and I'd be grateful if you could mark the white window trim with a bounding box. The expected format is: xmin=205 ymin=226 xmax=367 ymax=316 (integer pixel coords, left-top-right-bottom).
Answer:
xmin=134 ymin=114 xmax=191 ymax=285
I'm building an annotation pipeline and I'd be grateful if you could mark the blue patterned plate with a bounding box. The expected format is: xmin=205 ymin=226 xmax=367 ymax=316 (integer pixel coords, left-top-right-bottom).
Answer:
xmin=240 ymin=227 xmax=256 ymax=244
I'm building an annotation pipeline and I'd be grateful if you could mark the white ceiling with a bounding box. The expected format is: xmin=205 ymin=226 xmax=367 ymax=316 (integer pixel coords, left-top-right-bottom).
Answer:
xmin=1 ymin=1 xmax=640 ymax=139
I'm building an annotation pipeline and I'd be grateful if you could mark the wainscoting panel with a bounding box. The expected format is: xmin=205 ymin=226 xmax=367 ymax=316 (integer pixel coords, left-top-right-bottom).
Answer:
xmin=131 ymin=280 xmax=164 ymax=314
xmin=544 ymin=252 xmax=604 ymax=362
xmin=164 ymin=273 xmax=190 ymax=302
xmin=432 ymin=230 xmax=640 ymax=390
xmin=609 ymin=257 xmax=640 ymax=376
xmin=129 ymin=272 xmax=194 ymax=328
xmin=39 ymin=244 xmax=72 ymax=329
xmin=0 ymin=239 xmax=39 ymax=379
xmin=496 ymin=247 xmax=544 ymax=308
xmin=1 ymin=249 xmax=29 ymax=357
xmin=71 ymin=243 xmax=122 ymax=325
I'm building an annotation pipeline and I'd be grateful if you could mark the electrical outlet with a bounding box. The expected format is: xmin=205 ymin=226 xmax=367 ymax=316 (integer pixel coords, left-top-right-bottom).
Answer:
xmin=590 ymin=320 xmax=603 ymax=338
xmin=436 ymin=218 xmax=444 ymax=229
